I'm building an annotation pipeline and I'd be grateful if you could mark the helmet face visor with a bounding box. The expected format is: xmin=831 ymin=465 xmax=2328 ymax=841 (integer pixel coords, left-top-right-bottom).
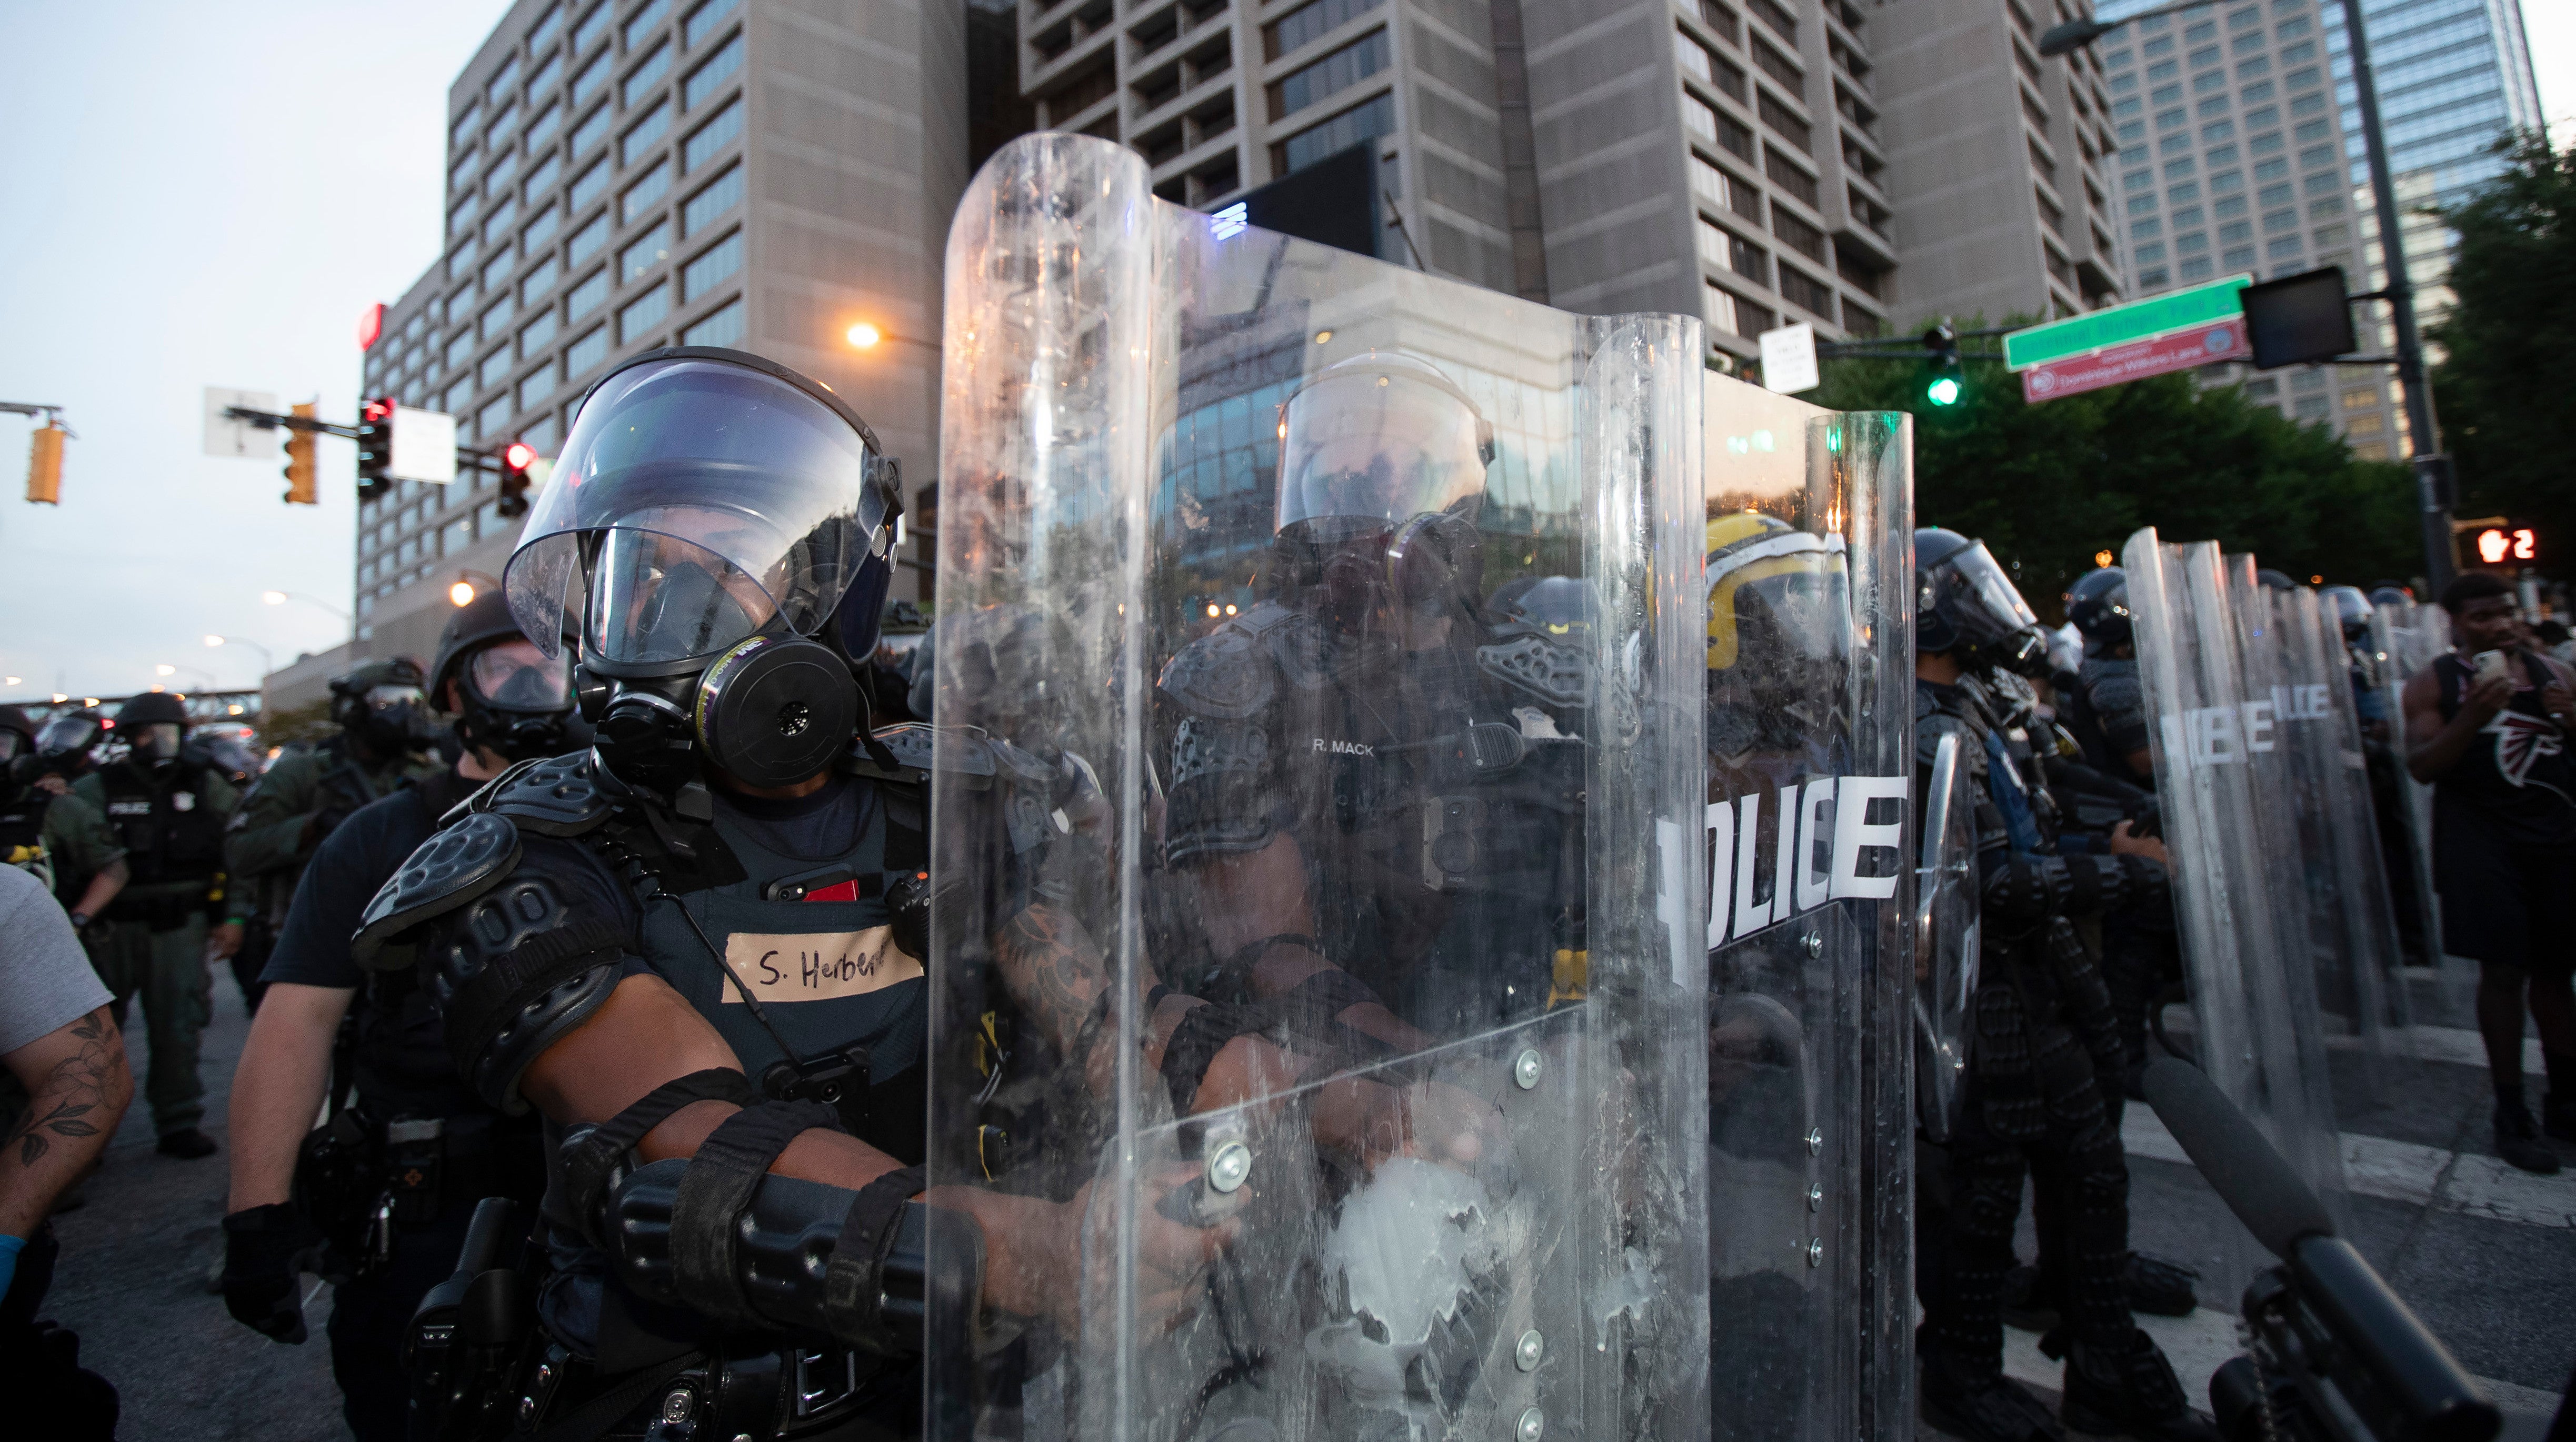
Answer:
xmin=1276 ymin=370 xmax=1487 ymax=536
xmin=35 ymin=716 xmax=97 ymax=758
xmin=506 ymin=355 xmax=894 ymax=663
xmin=467 ymin=639 xmax=573 ymax=711
xmin=1708 ymin=533 xmax=1851 ymax=674
xmin=0 ymin=731 xmax=19 ymax=764
xmin=1939 ymin=540 xmax=2041 ymax=648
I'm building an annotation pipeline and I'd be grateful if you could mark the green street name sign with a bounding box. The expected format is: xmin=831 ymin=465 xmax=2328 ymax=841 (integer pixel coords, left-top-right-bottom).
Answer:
xmin=2003 ymin=273 xmax=2253 ymax=370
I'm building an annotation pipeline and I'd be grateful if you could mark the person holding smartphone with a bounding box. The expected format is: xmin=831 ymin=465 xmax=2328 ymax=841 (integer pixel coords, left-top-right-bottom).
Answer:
xmin=2403 ymin=572 xmax=2576 ymax=1173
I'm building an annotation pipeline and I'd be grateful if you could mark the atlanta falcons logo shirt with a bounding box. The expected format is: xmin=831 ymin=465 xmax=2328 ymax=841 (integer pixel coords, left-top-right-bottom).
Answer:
xmin=2486 ymin=709 xmax=2567 ymax=789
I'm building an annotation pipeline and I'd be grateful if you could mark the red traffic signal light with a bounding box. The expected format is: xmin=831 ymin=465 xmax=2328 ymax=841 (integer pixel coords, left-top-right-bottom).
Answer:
xmin=356 ymin=397 xmax=396 ymax=500
xmin=497 ymin=439 xmax=537 ymax=517
xmin=2473 ymin=526 xmax=2538 ymax=566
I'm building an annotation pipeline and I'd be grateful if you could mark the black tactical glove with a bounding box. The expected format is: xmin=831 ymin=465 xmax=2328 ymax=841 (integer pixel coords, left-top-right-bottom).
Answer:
xmin=221 ymin=1204 xmax=325 ymax=1344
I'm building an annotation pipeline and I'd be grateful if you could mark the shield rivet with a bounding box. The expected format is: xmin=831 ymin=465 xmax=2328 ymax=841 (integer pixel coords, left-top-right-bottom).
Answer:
xmin=1808 ymin=1238 xmax=1824 ymax=1268
xmin=1808 ymin=1184 xmax=1823 ymax=1212
xmin=1805 ymin=1127 xmax=1823 ymax=1155
xmin=1515 ymin=1329 xmax=1545 ymax=1371
xmin=1513 ymin=1049 xmax=1544 ymax=1089
xmin=1517 ymin=1406 xmax=1546 ymax=1441
xmin=535 ymin=1364 xmax=553 ymax=1387
xmin=1801 ymin=933 xmax=1823 ymax=957
xmin=519 ymin=1398 xmax=536 ymax=1424
xmin=1207 ymin=1138 xmax=1253 ymax=1193
xmin=661 ymin=1388 xmax=693 ymax=1424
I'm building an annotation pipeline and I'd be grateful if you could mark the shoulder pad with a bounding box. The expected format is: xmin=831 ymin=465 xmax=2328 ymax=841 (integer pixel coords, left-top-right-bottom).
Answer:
xmin=1159 ymin=620 xmax=1283 ymax=719
xmin=1476 ymin=635 xmax=1587 ymax=708
xmin=851 ymin=723 xmax=996 ymax=787
xmin=477 ymin=751 xmax=615 ymax=837
xmin=351 ymin=812 xmax=523 ymax=971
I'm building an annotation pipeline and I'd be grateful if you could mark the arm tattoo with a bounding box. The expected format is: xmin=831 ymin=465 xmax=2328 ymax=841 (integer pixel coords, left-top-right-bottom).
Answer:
xmin=993 ymin=905 xmax=1109 ymax=1061
xmin=8 ymin=1008 xmax=118 ymax=1167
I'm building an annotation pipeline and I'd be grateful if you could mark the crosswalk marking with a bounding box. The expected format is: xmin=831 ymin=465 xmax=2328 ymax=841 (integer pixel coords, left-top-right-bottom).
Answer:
xmin=2123 ymin=1109 xmax=2576 ymax=1230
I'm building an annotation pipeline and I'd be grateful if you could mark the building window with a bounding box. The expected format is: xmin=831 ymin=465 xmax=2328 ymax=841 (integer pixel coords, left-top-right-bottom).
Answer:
xmin=681 ymin=162 xmax=742 ymax=234
xmin=2265 ymin=235 xmax=2302 ymax=259
xmin=621 ymin=221 xmax=672 ymax=282
xmin=1756 ymin=91 xmax=1810 ymax=153
xmin=572 ymin=1 xmax=611 ymax=53
xmin=482 ymin=196 xmax=519 ymax=246
xmin=2344 ymin=410 xmax=2384 ymax=436
xmin=572 ymin=50 xmax=609 ymax=105
xmin=2133 ymin=242 xmax=2166 ymax=264
xmin=683 ymin=95 xmax=741 ymax=172
xmin=528 ymin=47 xmax=564 ymax=99
xmin=524 ymin=150 xmax=563 ymax=201
xmin=445 ymin=330 xmax=476 ymax=371
xmin=1266 ymin=0 xmax=1387 ymax=59
xmin=1686 ymin=94 xmax=1718 ymax=146
xmin=487 ymin=55 xmax=522 ymax=104
xmin=2210 ymin=169 xmax=2242 ymax=193
xmin=565 ymin=325 xmax=608 ymax=377
xmin=682 ymin=229 xmax=742 ymax=300
xmin=1271 ymin=29 xmax=1388 ymax=119
xmin=520 ymin=308 xmax=559 ymax=358
xmin=622 ymin=160 xmax=672 ymax=223
xmin=624 ymin=0 xmax=672 ymax=51
xmin=2131 ymin=218 xmax=2162 ymax=239
xmin=2294 ymin=395 xmax=2329 ymax=419
xmin=480 ymin=347 xmax=514 ymax=388
xmin=568 ymin=212 xmax=611 ymax=265
xmin=1703 ymin=284 xmax=1738 ymax=338
xmin=566 ymin=267 xmax=610 ymax=319
xmin=530 ymin=2 xmax=565 ymax=50
xmin=522 ymin=254 xmax=560 ymax=301
xmin=518 ymin=368 xmax=554 ymax=413
xmin=2219 ymin=220 xmax=2251 ymax=244
xmin=2175 ymin=230 xmax=2209 ymax=254
xmin=682 ymin=295 xmax=744 ymax=347
xmin=685 ymin=0 xmax=741 ymax=49
xmin=623 ymin=101 xmax=671 ymax=166
xmin=528 ymin=102 xmax=563 ymax=147
xmin=571 ymin=157 xmax=608 ymax=213
xmin=683 ymin=29 xmax=743 ymax=108
xmin=1275 ymin=92 xmax=1394 ymax=175
xmin=623 ymin=43 xmax=671 ymax=109
xmin=1776 ymin=264 xmax=1834 ymax=321
xmin=480 ymin=396 xmax=512 ymax=439
xmin=571 ymin=104 xmax=612 ymax=158
xmin=1764 ymin=148 xmax=1818 ymax=206
xmin=2179 ymin=256 xmax=2213 ymax=280
xmin=445 ymin=378 xmax=474 ymax=415
xmin=620 ymin=284 xmax=670 ymax=343
xmin=524 ymin=204 xmax=560 ymax=251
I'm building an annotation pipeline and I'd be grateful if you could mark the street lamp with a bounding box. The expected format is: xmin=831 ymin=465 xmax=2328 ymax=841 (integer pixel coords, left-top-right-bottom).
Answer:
xmin=2040 ymin=0 xmax=2454 ymax=589
xmin=203 ymin=634 xmax=275 ymax=674
xmin=156 ymin=662 xmax=217 ymax=688
xmin=261 ymin=589 xmax=353 ymax=624
xmin=450 ymin=569 xmax=503 ymax=608
xmin=845 ymin=322 xmax=940 ymax=356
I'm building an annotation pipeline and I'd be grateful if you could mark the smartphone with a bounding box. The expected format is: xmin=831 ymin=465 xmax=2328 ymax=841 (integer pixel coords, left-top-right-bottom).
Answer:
xmin=2474 ymin=649 xmax=2510 ymax=685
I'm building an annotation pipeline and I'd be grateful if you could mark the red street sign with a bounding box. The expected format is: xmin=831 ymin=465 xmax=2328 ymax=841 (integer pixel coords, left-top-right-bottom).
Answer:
xmin=2019 ymin=318 xmax=2251 ymax=403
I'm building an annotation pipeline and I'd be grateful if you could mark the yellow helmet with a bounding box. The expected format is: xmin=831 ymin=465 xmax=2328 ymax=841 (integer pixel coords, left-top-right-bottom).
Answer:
xmin=1706 ymin=510 xmax=1851 ymax=674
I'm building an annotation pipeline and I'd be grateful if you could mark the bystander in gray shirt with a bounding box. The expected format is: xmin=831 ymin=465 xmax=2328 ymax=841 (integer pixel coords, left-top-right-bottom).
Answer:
xmin=0 ymin=865 xmax=113 ymax=1055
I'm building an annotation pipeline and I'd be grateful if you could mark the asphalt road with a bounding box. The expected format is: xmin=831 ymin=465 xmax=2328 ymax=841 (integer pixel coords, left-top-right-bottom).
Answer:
xmin=26 ymin=964 xmax=2572 ymax=1439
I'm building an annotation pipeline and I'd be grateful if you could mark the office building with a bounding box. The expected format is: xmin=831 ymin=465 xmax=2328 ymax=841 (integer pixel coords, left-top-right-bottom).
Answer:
xmin=2095 ymin=0 xmax=2407 ymax=455
xmin=1870 ymin=0 xmax=2128 ymax=327
xmin=1014 ymin=0 xmax=1899 ymax=367
xmin=342 ymin=0 xmax=964 ymax=675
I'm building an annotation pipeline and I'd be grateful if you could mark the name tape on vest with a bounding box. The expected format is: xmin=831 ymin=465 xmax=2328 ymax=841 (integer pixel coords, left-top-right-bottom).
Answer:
xmin=721 ymin=927 xmax=923 ymax=1005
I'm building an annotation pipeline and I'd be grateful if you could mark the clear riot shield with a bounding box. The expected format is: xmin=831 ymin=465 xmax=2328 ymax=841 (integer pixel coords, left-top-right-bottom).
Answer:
xmin=2272 ymin=585 xmax=2410 ymax=1090
xmin=1912 ymin=731 xmax=1978 ymax=1145
xmin=2370 ymin=601 xmax=2463 ymax=1005
xmin=1701 ymin=392 xmax=1912 ymax=1441
xmin=928 ymin=133 xmax=1710 ymax=1442
xmin=2122 ymin=532 xmax=2348 ymax=1298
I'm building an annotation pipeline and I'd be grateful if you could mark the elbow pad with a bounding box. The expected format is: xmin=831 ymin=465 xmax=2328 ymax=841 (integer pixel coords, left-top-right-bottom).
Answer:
xmin=422 ymin=872 xmax=627 ymax=1114
xmin=1983 ymin=854 xmax=2070 ymax=926
xmin=606 ymin=1153 xmax=983 ymax=1356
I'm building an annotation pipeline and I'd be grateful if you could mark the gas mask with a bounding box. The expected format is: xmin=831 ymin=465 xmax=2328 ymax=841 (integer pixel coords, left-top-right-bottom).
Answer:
xmin=351 ymin=684 xmax=434 ymax=754
xmin=138 ymin=723 xmax=185 ymax=763
xmin=508 ymin=349 xmax=902 ymax=797
xmin=456 ymin=639 xmax=575 ymax=763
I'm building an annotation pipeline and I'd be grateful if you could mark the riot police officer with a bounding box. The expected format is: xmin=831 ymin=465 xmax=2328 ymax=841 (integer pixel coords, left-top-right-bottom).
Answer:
xmin=218 ymin=590 xmax=573 ymax=1441
xmin=0 ymin=706 xmax=129 ymax=926
xmin=225 ymin=659 xmax=441 ymax=1011
xmin=1911 ymin=531 xmax=2209 ymax=1442
xmin=346 ymin=348 xmax=1250 ymax=1439
xmin=73 ymin=691 xmax=243 ymax=1158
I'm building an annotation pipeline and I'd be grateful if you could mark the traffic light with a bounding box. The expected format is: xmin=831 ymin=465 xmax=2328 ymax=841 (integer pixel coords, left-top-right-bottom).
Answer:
xmin=25 ymin=420 xmax=64 ymax=505
xmin=282 ymin=402 xmax=318 ymax=505
xmin=1923 ymin=324 xmax=1964 ymax=406
xmin=355 ymin=396 xmax=395 ymax=501
xmin=497 ymin=439 xmax=536 ymax=517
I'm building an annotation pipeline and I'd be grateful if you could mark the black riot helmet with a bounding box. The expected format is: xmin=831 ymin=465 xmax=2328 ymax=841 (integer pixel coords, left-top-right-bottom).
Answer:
xmin=431 ymin=587 xmax=575 ymax=763
xmin=1915 ymin=528 xmax=2048 ymax=675
xmin=23 ymin=707 xmax=103 ymax=784
xmin=0 ymin=706 xmax=31 ymax=768
xmin=2321 ymin=585 xmax=2374 ymax=643
xmin=503 ymin=347 xmax=904 ymax=792
xmin=328 ymin=657 xmax=436 ymax=757
xmin=114 ymin=690 xmax=193 ymax=766
xmin=1269 ymin=351 xmax=1494 ymax=640
xmin=2065 ymin=565 xmax=2133 ymax=652
xmin=2256 ymin=567 xmax=2297 ymax=592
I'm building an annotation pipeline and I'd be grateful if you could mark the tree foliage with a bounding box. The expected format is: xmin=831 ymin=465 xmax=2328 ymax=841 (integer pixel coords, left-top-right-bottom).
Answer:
xmin=2429 ymin=132 xmax=2576 ymax=582
xmin=1807 ymin=329 xmax=2419 ymax=618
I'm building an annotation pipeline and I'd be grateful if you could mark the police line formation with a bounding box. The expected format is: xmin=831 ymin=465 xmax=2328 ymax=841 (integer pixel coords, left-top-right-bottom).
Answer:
xmin=0 ymin=134 xmax=2513 ymax=1442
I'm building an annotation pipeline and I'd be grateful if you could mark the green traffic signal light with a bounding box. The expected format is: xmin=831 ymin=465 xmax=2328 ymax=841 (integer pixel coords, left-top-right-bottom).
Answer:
xmin=1927 ymin=375 xmax=1962 ymax=406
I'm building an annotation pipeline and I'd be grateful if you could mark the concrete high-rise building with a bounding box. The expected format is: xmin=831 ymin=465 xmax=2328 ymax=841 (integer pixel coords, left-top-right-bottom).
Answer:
xmin=1871 ymin=0 xmax=2128 ymax=326
xmin=324 ymin=0 xmax=962 ymax=688
xmin=1012 ymin=0 xmax=1901 ymax=369
xmin=2095 ymin=0 xmax=2407 ymax=456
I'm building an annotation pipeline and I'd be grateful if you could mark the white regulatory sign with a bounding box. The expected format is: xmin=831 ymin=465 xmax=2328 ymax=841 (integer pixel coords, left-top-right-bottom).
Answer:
xmin=389 ymin=406 xmax=458 ymax=485
xmin=1756 ymin=323 xmax=1820 ymax=395
xmin=202 ymin=387 xmax=281 ymax=458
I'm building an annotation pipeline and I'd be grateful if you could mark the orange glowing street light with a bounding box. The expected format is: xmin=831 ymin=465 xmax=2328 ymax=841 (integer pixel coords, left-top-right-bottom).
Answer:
xmin=845 ymin=321 xmax=938 ymax=355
